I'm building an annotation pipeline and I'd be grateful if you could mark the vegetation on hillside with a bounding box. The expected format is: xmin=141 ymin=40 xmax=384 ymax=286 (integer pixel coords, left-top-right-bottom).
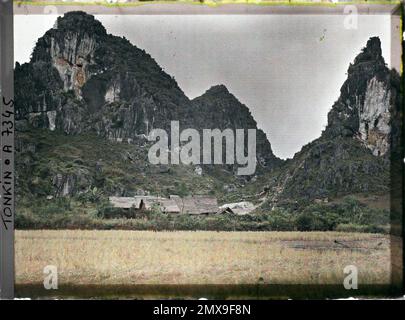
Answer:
xmin=14 ymin=14 xmax=400 ymax=235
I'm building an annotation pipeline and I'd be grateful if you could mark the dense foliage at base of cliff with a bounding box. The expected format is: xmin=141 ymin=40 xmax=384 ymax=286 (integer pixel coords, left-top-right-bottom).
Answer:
xmin=14 ymin=12 xmax=402 ymax=232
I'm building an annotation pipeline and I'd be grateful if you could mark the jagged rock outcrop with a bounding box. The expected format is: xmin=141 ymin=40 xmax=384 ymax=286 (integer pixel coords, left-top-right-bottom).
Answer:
xmin=15 ymin=11 xmax=190 ymax=140
xmin=15 ymin=12 xmax=280 ymax=164
xmin=263 ymin=37 xmax=401 ymax=208
xmin=15 ymin=11 xmax=282 ymax=199
xmin=15 ymin=12 xmax=398 ymax=205
xmin=191 ymin=85 xmax=282 ymax=170
xmin=324 ymin=37 xmax=400 ymax=156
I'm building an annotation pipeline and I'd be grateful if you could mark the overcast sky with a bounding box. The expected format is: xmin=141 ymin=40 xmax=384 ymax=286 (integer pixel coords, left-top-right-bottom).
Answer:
xmin=14 ymin=14 xmax=393 ymax=159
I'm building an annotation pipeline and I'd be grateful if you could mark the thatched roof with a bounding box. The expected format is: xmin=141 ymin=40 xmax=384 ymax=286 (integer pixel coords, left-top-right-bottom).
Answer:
xmin=143 ymin=198 xmax=180 ymax=213
xmin=109 ymin=196 xmax=163 ymax=209
xmin=158 ymin=199 xmax=181 ymax=213
xmin=109 ymin=195 xmax=218 ymax=215
xmin=110 ymin=196 xmax=181 ymax=213
xmin=108 ymin=197 xmax=139 ymax=209
xmin=174 ymin=196 xmax=219 ymax=215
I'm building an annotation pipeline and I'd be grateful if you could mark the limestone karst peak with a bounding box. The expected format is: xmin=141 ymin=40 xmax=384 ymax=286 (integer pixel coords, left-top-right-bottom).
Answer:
xmin=351 ymin=36 xmax=385 ymax=68
xmin=204 ymin=84 xmax=230 ymax=96
xmin=54 ymin=11 xmax=107 ymax=36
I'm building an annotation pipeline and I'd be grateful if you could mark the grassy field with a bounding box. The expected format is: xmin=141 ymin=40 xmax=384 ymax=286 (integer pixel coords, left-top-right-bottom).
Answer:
xmin=16 ymin=230 xmax=396 ymax=289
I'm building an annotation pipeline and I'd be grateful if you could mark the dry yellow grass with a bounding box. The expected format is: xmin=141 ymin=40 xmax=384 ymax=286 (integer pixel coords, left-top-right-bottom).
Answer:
xmin=15 ymin=230 xmax=394 ymax=286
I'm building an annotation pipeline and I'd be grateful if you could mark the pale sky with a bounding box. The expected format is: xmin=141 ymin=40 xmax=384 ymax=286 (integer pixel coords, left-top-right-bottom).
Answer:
xmin=14 ymin=14 xmax=393 ymax=159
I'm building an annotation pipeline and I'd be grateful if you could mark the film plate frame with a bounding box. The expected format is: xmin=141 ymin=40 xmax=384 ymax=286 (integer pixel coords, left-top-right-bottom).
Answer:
xmin=1 ymin=0 xmax=404 ymax=299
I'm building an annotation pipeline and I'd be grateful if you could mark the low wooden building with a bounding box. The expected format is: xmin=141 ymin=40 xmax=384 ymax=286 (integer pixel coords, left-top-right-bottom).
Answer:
xmin=171 ymin=195 xmax=218 ymax=215
xmin=108 ymin=196 xmax=140 ymax=209
xmin=109 ymin=195 xmax=220 ymax=215
xmin=143 ymin=198 xmax=180 ymax=214
xmin=109 ymin=196 xmax=181 ymax=214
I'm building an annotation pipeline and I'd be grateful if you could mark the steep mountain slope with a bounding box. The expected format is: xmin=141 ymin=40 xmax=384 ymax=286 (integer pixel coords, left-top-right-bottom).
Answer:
xmin=191 ymin=85 xmax=282 ymax=171
xmin=13 ymin=12 xmax=401 ymax=232
xmin=15 ymin=11 xmax=190 ymax=138
xmin=15 ymin=11 xmax=281 ymax=201
xmin=261 ymin=37 xmax=401 ymax=209
xmin=14 ymin=11 xmax=400 ymax=218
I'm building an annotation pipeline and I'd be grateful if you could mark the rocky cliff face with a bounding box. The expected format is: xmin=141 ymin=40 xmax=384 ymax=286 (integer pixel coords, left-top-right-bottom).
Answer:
xmin=358 ymin=76 xmax=391 ymax=156
xmin=16 ymin=12 xmax=190 ymax=138
xmin=15 ymin=12 xmax=280 ymax=163
xmin=262 ymin=37 xmax=401 ymax=208
xmin=324 ymin=37 xmax=400 ymax=157
xmin=191 ymin=85 xmax=282 ymax=170
xmin=15 ymin=11 xmax=282 ymax=199
xmin=15 ymin=12 xmax=399 ymax=204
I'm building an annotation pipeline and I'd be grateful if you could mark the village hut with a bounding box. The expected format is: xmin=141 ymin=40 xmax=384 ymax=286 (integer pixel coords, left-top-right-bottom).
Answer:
xmin=109 ymin=195 xmax=218 ymax=216
xmin=177 ymin=196 xmax=219 ymax=215
xmin=108 ymin=197 xmax=139 ymax=209
xmin=140 ymin=198 xmax=180 ymax=214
